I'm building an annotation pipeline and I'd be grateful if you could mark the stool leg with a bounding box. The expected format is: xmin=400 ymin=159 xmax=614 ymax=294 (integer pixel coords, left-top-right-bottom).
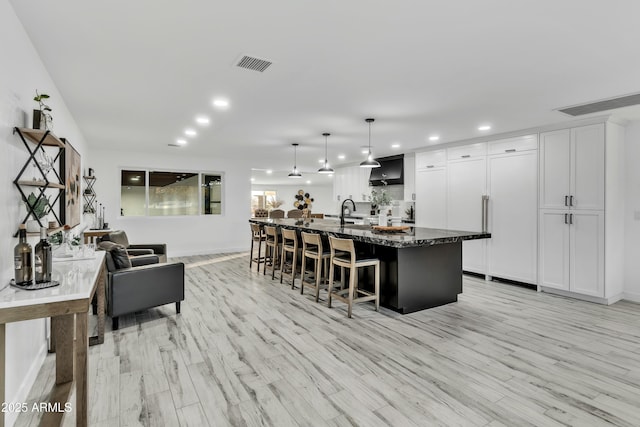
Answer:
xmin=290 ymin=249 xmax=297 ymax=290
xmin=300 ymin=252 xmax=306 ymax=294
xmin=264 ymin=245 xmax=269 ymax=275
xmin=375 ymin=264 xmax=380 ymax=311
xmin=257 ymin=239 xmax=262 ymax=273
xmin=314 ymin=257 xmax=321 ymax=301
xmin=280 ymin=247 xmax=286 ymax=284
xmin=327 ymin=261 xmax=335 ymax=308
xmin=347 ymin=267 xmax=356 ymax=318
xmin=250 ymin=238 xmax=254 ymax=269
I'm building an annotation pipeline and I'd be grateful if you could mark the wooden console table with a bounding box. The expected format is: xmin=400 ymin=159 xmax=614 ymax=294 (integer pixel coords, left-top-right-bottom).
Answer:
xmin=83 ymin=229 xmax=112 ymax=245
xmin=0 ymin=251 xmax=106 ymax=427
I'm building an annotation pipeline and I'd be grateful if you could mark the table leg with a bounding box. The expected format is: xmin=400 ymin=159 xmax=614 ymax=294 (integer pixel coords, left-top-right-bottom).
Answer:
xmin=52 ymin=314 xmax=74 ymax=384
xmin=89 ymin=262 xmax=105 ymax=346
xmin=0 ymin=324 xmax=5 ymax=427
xmin=75 ymin=312 xmax=88 ymax=426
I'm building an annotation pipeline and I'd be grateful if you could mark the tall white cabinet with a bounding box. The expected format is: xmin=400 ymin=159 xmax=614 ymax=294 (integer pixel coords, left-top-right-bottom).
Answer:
xmin=446 ymin=143 xmax=487 ymax=274
xmin=487 ymin=135 xmax=538 ymax=284
xmin=538 ymin=122 xmax=624 ymax=302
xmin=415 ymin=150 xmax=447 ymax=229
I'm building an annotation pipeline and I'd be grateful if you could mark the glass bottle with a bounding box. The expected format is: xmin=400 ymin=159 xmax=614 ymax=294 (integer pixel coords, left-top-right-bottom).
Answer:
xmin=14 ymin=224 xmax=33 ymax=285
xmin=35 ymin=227 xmax=52 ymax=283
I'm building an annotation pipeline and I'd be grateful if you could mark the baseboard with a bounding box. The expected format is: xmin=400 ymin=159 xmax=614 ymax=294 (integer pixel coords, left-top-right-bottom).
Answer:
xmin=539 ymin=287 xmax=609 ymax=304
xmin=623 ymin=290 xmax=640 ymax=303
xmin=171 ymin=246 xmax=248 ymax=258
xmin=5 ymin=341 xmax=48 ymax=427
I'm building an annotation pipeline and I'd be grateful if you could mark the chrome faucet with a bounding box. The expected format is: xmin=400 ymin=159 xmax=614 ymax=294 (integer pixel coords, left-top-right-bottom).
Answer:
xmin=340 ymin=198 xmax=356 ymax=227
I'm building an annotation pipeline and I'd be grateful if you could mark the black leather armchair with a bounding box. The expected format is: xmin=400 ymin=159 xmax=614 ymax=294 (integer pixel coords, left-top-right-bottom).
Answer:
xmin=99 ymin=230 xmax=167 ymax=263
xmin=99 ymin=241 xmax=184 ymax=330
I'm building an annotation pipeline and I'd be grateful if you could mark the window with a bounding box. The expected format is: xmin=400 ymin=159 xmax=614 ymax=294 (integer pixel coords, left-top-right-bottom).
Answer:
xmin=251 ymin=190 xmax=277 ymax=216
xmin=120 ymin=169 xmax=223 ymax=216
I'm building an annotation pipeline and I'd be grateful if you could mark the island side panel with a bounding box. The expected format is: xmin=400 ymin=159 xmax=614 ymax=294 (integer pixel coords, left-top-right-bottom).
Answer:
xmin=376 ymin=241 xmax=463 ymax=313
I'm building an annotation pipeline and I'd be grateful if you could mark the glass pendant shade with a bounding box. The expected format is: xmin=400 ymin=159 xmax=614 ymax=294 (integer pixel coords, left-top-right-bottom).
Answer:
xmin=318 ymin=132 xmax=334 ymax=174
xmin=288 ymin=143 xmax=302 ymax=178
xmin=360 ymin=118 xmax=381 ymax=168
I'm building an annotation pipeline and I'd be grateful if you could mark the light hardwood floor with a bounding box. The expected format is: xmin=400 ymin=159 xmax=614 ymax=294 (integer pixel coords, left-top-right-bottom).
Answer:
xmin=14 ymin=252 xmax=640 ymax=427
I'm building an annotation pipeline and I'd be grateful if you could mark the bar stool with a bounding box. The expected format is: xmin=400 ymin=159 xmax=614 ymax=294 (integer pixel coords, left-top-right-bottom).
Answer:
xmin=300 ymin=232 xmax=331 ymax=302
xmin=249 ymin=223 xmax=265 ymax=272
xmin=280 ymin=228 xmax=299 ymax=288
xmin=327 ymin=236 xmax=380 ymax=318
xmin=263 ymin=226 xmax=281 ymax=279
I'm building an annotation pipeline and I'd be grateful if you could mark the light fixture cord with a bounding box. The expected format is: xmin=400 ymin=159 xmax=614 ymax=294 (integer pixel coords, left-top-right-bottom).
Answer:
xmin=325 ymin=134 xmax=328 ymax=162
xmin=368 ymin=121 xmax=372 ymax=154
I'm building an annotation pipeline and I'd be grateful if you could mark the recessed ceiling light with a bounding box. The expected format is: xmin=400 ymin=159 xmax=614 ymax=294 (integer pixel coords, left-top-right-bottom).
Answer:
xmin=176 ymin=139 xmax=187 ymax=146
xmin=391 ymin=143 xmax=401 ymax=148
xmin=250 ymin=178 xmax=255 ymax=182
xmin=361 ymin=149 xmax=369 ymax=154
xmin=266 ymin=170 xmax=272 ymax=174
xmin=478 ymin=125 xmax=491 ymax=131
xmin=306 ymin=180 xmax=311 ymax=184
xmin=327 ymin=174 xmax=333 ymax=177
xmin=338 ymin=154 xmax=345 ymax=160
xmin=185 ymin=129 xmax=197 ymax=137
xmin=213 ymin=98 xmax=229 ymax=108
xmin=195 ymin=116 xmax=210 ymax=125
xmin=429 ymin=135 xmax=440 ymax=141
xmin=318 ymin=159 xmax=325 ymax=163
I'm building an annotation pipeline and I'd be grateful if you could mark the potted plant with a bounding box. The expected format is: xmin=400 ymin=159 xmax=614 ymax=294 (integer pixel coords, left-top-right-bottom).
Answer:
xmin=24 ymin=192 xmax=50 ymax=232
xmin=369 ymin=188 xmax=391 ymax=214
xmin=33 ymin=90 xmax=53 ymax=130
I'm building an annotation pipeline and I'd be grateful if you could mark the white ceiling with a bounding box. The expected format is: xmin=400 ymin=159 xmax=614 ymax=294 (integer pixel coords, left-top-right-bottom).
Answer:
xmin=10 ymin=0 xmax=640 ymax=180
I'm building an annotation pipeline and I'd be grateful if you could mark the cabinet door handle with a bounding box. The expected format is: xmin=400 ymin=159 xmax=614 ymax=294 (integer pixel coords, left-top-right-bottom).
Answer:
xmin=461 ymin=155 xmax=471 ymax=158
xmin=569 ymin=213 xmax=573 ymax=225
xmin=482 ymin=195 xmax=489 ymax=232
xmin=505 ymin=149 xmax=516 ymax=153
xmin=564 ymin=213 xmax=568 ymax=224
xmin=426 ymin=165 xmax=434 ymax=169
xmin=565 ymin=195 xmax=569 ymax=206
xmin=570 ymin=195 xmax=574 ymax=207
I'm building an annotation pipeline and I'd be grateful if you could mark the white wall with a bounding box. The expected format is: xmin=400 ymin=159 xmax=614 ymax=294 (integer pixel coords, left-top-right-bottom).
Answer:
xmin=252 ymin=183 xmax=336 ymax=215
xmin=624 ymin=120 xmax=640 ymax=302
xmin=90 ymin=148 xmax=252 ymax=257
xmin=0 ymin=1 xmax=89 ymax=424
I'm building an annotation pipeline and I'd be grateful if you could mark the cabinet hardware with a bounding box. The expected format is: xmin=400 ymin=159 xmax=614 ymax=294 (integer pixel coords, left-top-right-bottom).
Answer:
xmin=569 ymin=195 xmax=574 ymax=206
xmin=426 ymin=165 xmax=434 ymax=169
xmin=481 ymin=195 xmax=489 ymax=232
xmin=505 ymin=149 xmax=516 ymax=153
xmin=412 ymin=193 xmax=416 ymax=201
xmin=569 ymin=213 xmax=573 ymax=224
xmin=565 ymin=195 xmax=569 ymax=206
xmin=564 ymin=213 xmax=568 ymax=224
xmin=461 ymin=155 xmax=471 ymax=158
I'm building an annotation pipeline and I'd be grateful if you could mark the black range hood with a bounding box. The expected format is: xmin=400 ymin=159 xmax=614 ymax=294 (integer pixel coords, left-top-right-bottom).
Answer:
xmin=368 ymin=154 xmax=404 ymax=186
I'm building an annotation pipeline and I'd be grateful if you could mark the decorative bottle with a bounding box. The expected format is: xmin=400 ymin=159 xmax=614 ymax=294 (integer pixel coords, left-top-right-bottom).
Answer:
xmin=34 ymin=227 xmax=52 ymax=283
xmin=14 ymin=224 xmax=33 ymax=285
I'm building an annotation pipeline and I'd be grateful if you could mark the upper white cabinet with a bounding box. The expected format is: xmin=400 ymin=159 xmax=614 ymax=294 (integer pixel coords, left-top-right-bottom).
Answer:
xmin=415 ymin=167 xmax=447 ymax=228
xmin=539 ymin=124 xmax=605 ymax=211
xmin=403 ymin=154 xmax=415 ymax=201
xmin=416 ymin=149 xmax=446 ymax=169
xmin=447 ymin=143 xmax=487 ymax=160
xmin=333 ymin=166 xmax=371 ymax=202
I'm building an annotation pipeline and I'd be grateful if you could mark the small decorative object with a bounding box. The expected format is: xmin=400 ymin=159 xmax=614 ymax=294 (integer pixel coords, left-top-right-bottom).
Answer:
xmin=25 ymin=192 xmax=50 ymax=232
xmin=33 ymin=90 xmax=52 ymax=130
xmin=62 ymin=140 xmax=82 ymax=227
xmin=293 ymin=189 xmax=313 ymax=210
xmin=369 ymin=188 xmax=391 ymax=212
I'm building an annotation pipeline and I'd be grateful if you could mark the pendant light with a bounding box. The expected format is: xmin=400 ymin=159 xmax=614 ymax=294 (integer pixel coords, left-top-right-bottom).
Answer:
xmin=288 ymin=143 xmax=302 ymax=178
xmin=318 ymin=133 xmax=334 ymax=174
xmin=360 ymin=118 xmax=380 ymax=168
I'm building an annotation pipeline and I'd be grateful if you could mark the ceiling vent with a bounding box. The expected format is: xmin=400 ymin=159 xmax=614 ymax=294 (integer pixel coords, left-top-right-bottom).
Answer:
xmin=236 ymin=55 xmax=273 ymax=72
xmin=557 ymin=92 xmax=640 ymax=116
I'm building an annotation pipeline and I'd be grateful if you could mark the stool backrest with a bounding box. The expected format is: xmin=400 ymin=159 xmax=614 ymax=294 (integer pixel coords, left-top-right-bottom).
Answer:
xmin=250 ymin=223 xmax=262 ymax=238
xmin=269 ymin=209 xmax=285 ymax=218
xmin=264 ymin=226 xmax=279 ymax=244
xmin=287 ymin=209 xmax=303 ymax=218
xmin=329 ymin=236 xmax=355 ymax=264
xmin=301 ymin=231 xmax=322 ymax=253
xmin=281 ymin=228 xmax=298 ymax=248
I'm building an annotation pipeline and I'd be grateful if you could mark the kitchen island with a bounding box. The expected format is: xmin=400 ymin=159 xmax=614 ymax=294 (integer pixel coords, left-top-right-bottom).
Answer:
xmin=249 ymin=218 xmax=490 ymax=313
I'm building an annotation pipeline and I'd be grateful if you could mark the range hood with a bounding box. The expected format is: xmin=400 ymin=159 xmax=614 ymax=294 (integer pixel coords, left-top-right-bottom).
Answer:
xmin=369 ymin=154 xmax=404 ymax=186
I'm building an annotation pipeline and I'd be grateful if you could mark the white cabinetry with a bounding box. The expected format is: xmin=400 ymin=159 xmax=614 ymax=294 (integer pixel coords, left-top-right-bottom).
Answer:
xmin=415 ymin=150 xmax=447 ymax=228
xmin=538 ymin=122 xmax=620 ymax=302
xmin=447 ymin=143 xmax=487 ymax=274
xmin=487 ymin=136 xmax=538 ymax=284
xmin=539 ymin=124 xmax=604 ymax=210
xmin=403 ymin=154 xmax=415 ymax=201
xmin=333 ymin=166 xmax=370 ymax=202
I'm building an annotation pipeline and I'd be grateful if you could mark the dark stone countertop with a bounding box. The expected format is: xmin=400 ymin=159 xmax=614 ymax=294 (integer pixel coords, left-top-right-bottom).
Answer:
xmin=249 ymin=218 xmax=490 ymax=249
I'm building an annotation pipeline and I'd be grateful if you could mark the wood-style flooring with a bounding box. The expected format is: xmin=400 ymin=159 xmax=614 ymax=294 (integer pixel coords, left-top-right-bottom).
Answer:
xmin=14 ymin=252 xmax=640 ymax=427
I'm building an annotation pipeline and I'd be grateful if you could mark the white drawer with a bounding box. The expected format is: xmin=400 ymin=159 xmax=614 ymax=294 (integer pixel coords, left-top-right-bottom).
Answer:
xmin=447 ymin=142 xmax=487 ymax=160
xmin=488 ymin=134 xmax=537 ymax=155
xmin=416 ymin=149 xmax=447 ymax=169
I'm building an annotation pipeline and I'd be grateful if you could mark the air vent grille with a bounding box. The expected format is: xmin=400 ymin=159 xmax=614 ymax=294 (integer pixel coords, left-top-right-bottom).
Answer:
xmin=558 ymin=92 xmax=640 ymax=116
xmin=236 ymin=55 xmax=272 ymax=72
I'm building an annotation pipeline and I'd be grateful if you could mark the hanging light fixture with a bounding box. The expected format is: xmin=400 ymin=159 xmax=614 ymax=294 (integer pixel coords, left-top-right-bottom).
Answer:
xmin=288 ymin=143 xmax=302 ymax=178
xmin=360 ymin=118 xmax=380 ymax=168
xmin=318 ymin=133 xmax=334 ymax=174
